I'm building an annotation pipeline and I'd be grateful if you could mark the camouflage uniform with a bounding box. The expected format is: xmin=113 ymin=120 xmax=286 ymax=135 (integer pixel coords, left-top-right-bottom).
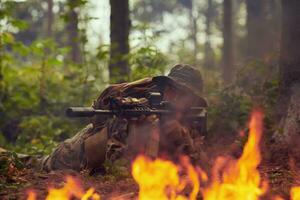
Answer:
xmin=41 ymin=65 xmax=207 ymax=172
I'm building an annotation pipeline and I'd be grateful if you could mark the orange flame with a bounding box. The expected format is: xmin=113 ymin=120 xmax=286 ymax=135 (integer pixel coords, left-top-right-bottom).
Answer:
xmin=132 ymin=110 xmax=268 ymax=200
xmin=273 ymin=195 xmax=285 ymax=200
xmin=26 ymin=110 xmax=300 ymax=200
xmin=27 ymin=190 xmax=37 ymax=200
xmin=202 ymin=110 xmax=267 ymax=200
xmin=131 ymin=155 xmax=200 ymax=200
xmin=291 ymin=186 xmax=300 ymax=200
xmin=26 ymin=176 xmax=100 ymax=200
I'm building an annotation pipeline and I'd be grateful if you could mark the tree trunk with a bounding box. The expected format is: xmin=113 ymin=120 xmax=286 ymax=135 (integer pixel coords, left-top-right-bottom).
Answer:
xmin=47 ymin=0 xmax=53 ymax=38
xmin=204 ymin=0 xmax=215 ymax=69
xmin=188 ymin=0 xmax=198 ymax=66
xmin=265 ymin=0 xmax=281 ymax=55
xmin=222 ymin=0 xmax=234 ymax=85
xmin=0 ymin=29 xmax=4 ymax=100
xmin=109 ymin=0 xmax=130 ymax=83
xmin=67 ymin=0 xmax=81 ymax=63
xmin=274 ymin=0 xmax=300 ymax=144
xmin=246 ymin=0 xmax=267 ymax=60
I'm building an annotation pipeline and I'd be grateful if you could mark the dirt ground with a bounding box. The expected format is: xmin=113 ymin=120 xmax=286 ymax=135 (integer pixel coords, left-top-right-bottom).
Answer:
xmin=0 ymin=168 xmax=138 ymax=200
xmin=1 ymin=133 xmax=299 ymax=200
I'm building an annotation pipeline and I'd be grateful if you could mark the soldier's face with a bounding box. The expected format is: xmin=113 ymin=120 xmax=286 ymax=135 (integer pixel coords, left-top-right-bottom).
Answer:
xmin=163 ymin=85 xmax=196 ymax=111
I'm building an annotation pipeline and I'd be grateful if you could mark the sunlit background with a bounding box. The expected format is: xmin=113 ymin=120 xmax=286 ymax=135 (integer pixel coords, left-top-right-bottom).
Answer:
xmin=0 ymin=0 xmax=281 ymax=157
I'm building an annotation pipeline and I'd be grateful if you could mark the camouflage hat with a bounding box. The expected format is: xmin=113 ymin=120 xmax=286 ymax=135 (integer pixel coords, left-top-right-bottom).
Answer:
xmin=153 ymin=64 xmax=207 ymax=106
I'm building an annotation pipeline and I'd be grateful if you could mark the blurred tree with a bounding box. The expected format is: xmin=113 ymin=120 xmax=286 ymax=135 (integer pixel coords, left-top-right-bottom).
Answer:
xmin=187 ymin=0 xmax=198 ymax=66
xmin=132 ymin=0 xmax=177 ymax=23
xmin=264 ymin=0 xmax=281 ymax=60
xmin=109 ymin=0 xmax=130 ymax=83
xmin=131 ymin=0 xmax=200 ymax=65
xmin=47 ymin=0 xmax=53 ymax=38
xmin=245 ymin=0 xmax=281 ymax=61
xmin=12 ymin=1 xmax=42 ymax=45
xmin=11 ymin=0 xmax=68 ymax=48
xmin=0 ymin=0 xmax=102 ymax=149
xmin=245 ymin=0 xmax=267 ymax=59
xmin=66 ymin=0 xmax=81 ymax=63
xmin=41 ymin=0 xmax=53 ymax=110
xmin=204 ymin=0 xmax=216 ymax=69
xmin=275 ymin=0 xmax=300 ymax=143
xmin=222 ymin=0 xmax=234 ymax=85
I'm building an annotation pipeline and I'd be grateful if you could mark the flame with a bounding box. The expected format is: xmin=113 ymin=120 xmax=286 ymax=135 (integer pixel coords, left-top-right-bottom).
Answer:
xmin=27 ymin=190 xmax=37 ymax=200
xmin=131 ymin=155 xmax=198 ymax=200
xmin=27 ymin=176 xmax=100 ymax=200
xmin=132 ymin=110 xmax=267 ymax=200
xmin=26 ymin=110 xmax=300 ymax=200
xmin=291 ymin=186 xmax=300 ymax=200
xmin=202 ymin=110 xmax=267 ymax=200
xmin=273 ymin=195 xmax=285 ymax=200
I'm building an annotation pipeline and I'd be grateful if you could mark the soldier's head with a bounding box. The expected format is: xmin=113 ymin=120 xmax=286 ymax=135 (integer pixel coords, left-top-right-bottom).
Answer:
xmin=153 ymin=64 xmax=207 ymax=110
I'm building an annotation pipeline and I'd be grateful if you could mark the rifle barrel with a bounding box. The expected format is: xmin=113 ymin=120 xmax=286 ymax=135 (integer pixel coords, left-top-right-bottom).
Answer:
xmin=66 ymin=107 xmax=206 ymax=118
xmin=66 ymin=107 xmax=113 ymax=117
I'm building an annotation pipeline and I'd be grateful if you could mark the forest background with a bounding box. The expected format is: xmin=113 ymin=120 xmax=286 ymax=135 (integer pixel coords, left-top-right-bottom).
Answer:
xmin=0 ymin=0 xmax=288 ymax=157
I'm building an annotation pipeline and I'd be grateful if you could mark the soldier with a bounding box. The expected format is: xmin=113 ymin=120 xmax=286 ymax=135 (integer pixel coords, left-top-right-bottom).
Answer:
xmin=41 ymin=64 xmax=208 ymax=173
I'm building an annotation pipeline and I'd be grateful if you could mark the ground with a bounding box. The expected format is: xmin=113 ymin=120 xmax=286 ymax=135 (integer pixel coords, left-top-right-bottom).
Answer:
xmin=0 ymin=133 xmax=299 ymax=200
xmin=0 ymin=168 xmax=138 ymax=199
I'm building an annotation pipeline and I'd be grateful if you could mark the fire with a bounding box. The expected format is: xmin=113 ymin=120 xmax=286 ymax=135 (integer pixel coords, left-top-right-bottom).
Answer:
xmin=132 ymin=111 xmax=267 ymax=200
xmin=291 ymin=186 xmax=300 ymax=200
xmin=26 ymin=111 xmax=300 ymax=200
xmin=131 ymin=155 xmax=199 ymax=200
xmin=202 ymin=110 xmax=267 ymax=200
xmin=27 ymin=190 xmax=37 ymax=200
xmin=27 ymin=176 xmax=100 ymax=200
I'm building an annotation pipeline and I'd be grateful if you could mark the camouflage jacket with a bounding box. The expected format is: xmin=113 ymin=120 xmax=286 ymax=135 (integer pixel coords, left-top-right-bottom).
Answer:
xmin=41 ymin=78 xmax=206 ymax=172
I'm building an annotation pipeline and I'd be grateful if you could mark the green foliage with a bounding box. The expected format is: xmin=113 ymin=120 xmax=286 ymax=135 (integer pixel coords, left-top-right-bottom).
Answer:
xmin=0 ymin=0 xmax=280 ymax=160
xmin=130 ymin=45 xmax=168 ymax=80
xmin=0 ymin=151 xmax=26 ymax=191
xmin=0 ymin=5 xmax=103 ymax=155
xmin=0 ymin=0 xmax=170 ymax=157
xmin=0 ymin=36 xmax=99 ymax=154
xmin=207 ymin=86 xmax=253 ymax=133
xmin=13 ymin=116 xmax=60 ymax=154
xmin=0 ymin=151 xmax=24 ymax=174
xmin=204 ymin=59 xmax=279 ymax=135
